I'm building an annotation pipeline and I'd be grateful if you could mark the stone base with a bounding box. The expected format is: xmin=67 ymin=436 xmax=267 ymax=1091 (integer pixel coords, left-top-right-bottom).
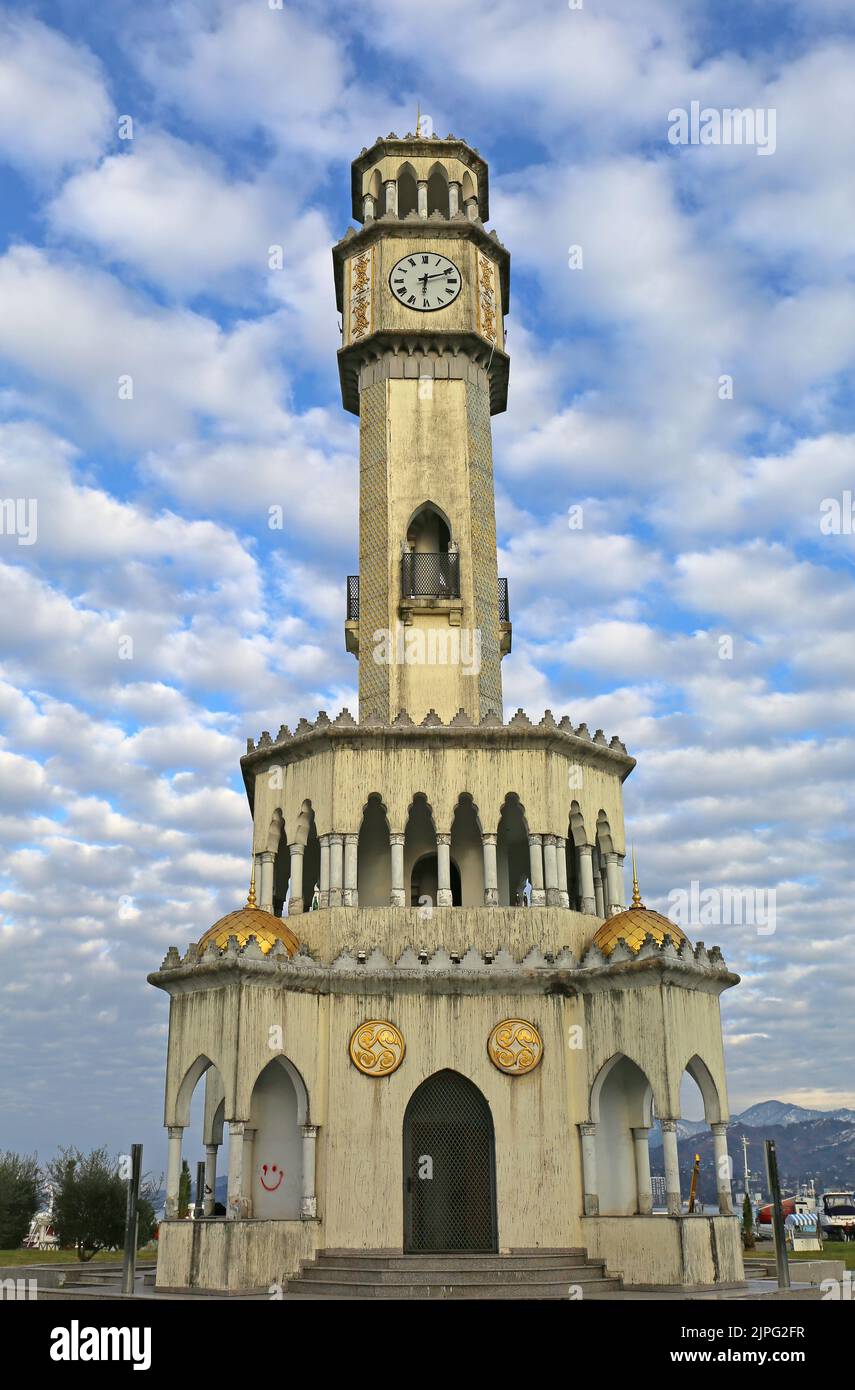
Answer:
xmin=583 ymin=1214 xmax=744 ymax=1287
xmin=156 ymin=1219 xmax=319 ymax=1293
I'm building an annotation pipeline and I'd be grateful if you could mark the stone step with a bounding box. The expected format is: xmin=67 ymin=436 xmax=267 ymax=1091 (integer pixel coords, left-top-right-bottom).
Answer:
xmin=311 ymin=1254 xmax=600 ymax=1273
xmin=299 ymin=1263 xmax=609 ymax=1285
xmin=286 ymin=1276 xmax=623 ymax=1300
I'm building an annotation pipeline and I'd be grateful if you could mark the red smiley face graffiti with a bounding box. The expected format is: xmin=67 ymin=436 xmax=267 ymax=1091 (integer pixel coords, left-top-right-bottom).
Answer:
xmin=260 ymin=1163 xmax=284 ymax=1192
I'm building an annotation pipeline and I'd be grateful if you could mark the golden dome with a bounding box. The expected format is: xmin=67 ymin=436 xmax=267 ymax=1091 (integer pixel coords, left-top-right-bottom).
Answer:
xmin=592 ymin=855 xmax=690 ymax=958
xmin=196 ymin=865 xmax=300 ymax=957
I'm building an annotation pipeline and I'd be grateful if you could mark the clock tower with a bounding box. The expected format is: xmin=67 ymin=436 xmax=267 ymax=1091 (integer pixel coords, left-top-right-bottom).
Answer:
xmin=333 ymin=133 xmax=511 ymax=723
xmin=149 ymin=129 xmax=742 ymax=1299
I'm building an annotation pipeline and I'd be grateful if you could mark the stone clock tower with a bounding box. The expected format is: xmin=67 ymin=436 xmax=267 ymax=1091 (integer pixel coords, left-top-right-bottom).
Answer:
xmin=335 ymin=134 xmax=510 ymax=724
xmin=149 ymin=130 xmax=743 ymax=1299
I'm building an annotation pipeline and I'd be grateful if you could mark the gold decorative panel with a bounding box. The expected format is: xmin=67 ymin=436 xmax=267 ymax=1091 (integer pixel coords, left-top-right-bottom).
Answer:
xmin=349 ymin=1019 xmax=405 ymax=1076
xmin=487 ymin=1018 xmax=543 ymax=1075
xmin=348 ymin=246 xmax=374 ymax=343
xmin=476 ymin=250 xmax=501 ymax=348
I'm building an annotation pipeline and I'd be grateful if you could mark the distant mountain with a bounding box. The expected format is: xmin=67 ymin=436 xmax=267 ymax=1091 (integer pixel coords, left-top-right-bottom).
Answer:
xmin=734 ymin=1100 xmax=855 ymax=1128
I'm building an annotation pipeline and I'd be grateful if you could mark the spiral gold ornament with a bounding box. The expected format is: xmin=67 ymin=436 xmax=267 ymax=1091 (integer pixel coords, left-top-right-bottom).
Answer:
xmin=487 ymin=1018 xmax=543 ymax=1075
xmin=349 ymin=1020 xmax=406 ymax=1077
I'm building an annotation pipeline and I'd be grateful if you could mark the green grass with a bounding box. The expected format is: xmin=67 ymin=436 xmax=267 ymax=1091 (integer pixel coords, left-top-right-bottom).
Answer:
xmin=745 ymin=1240 xmax=855 ymax=1271
xmin=0 ymin=1244 xmax=158 ymax=1267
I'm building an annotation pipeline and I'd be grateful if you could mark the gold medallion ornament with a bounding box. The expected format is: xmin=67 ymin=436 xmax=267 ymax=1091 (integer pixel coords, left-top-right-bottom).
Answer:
xmin=349 ymin=1020 xmax=406 ymax=1077
xmin=487 ymin=1019 xmax=543 ymax=1075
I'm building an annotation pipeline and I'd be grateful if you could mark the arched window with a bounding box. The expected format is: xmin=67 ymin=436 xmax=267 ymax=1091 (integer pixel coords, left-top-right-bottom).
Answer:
xmin=357 ymin=794 xmax=391 ymax=907
xmin=402 ymin=503 xmax=458 ymax=598
xmin=427 ymin=164 xmax=449 ymax=218
xmin=397 ymin=164 xmax=418 ymax=218
xmin=497 ymin=795 xmax=529 ymax=906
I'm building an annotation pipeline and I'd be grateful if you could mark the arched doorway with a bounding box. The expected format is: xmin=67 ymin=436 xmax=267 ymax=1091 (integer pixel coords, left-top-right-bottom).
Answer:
xmin=403 ymin=1070 xmax=497 ymax=1253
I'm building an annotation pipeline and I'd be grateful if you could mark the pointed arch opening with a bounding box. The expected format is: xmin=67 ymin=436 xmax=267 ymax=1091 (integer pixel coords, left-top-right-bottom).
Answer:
xmin=451 ymin=794 xmax=483 ymax=907
xmin=497 ymin=794 xmax=529 ymax=906
xmin=357 ymin=793 xmax=391 ymax=907
xmin=397 ymin=162 xmax=418 ymax=218
xmin=403 ymin=1069 xmax=497 ymax=1252
xmin=426 ymin=163 xmax=450 ymax=218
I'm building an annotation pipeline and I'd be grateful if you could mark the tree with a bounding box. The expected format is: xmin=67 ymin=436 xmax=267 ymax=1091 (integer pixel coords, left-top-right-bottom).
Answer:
xmin=45 ymin=1147 xmax=157 ymax=1262
xmin=0 ymin=1151 xmax=42 ymax=1249
xmin=177 ymin=1160 xmax=191 ymax=1219
xmin=742 ymin=1192 xmax=755 ymax=1250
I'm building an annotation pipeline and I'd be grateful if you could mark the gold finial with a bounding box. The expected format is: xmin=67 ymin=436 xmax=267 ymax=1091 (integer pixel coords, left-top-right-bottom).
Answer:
xmin=631 ymin=845 xmax=644 ymax=908
xmin=416 ymin=104 xmax=421 ymax=137
xmin=247 ymin=856 xmax=257 ymax=909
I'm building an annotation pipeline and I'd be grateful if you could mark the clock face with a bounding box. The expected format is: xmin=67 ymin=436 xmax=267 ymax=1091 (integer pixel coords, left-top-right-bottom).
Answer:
xmin=389 ymin=252 xmax=461 ymax=312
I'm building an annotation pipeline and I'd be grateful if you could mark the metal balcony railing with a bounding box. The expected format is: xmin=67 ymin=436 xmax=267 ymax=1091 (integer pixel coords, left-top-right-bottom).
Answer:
xmin=346 ymin=575 xmax=359 ymax=621
xmin=498 ymin=577 xmax=510 ymax=624
xmin=401 ymin=551 xmax=460 ymax=599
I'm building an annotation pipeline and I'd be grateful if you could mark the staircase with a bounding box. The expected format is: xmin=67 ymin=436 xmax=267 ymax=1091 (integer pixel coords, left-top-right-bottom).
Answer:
xmin=286 ymin=1249 xmax=622 ymax=1299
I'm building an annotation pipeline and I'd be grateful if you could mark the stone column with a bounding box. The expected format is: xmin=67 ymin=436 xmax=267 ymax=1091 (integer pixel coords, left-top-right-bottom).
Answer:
xmin=241 ymin=1128 xmax=256 ymax=1219
xmin=319 ymin=834 xmax=330 ymax=909
xmin=449 ymin=182 xmax=461 ymax=217
xmin=605 ymin=852 xmax=624 ymax=915
xmin=343 ymin=834 xmax=359 ymax=907
xmin=328 ymin=833 xmax=343 ymax=908
xmin=384 ymin=179 xmax=397 ymax=216
xmin=661 ymin=1119 xmax=682 ymax=1216
xmin=482 ymin=833 xmax=498 ymax=906
xmin=288 ymin=842 xmax=304 ymax=915
xmin=578 ymin=844 xmax=596 ymax=915
xmin=711 ymin=1123 xmax=733 ymax=1215
xmin=632 ymin=1127 xmax=654 ymax=1215
xmin=555 ymin=836 xmax=570 ymax=908
xmin=417 ymin=180 xmax=428 ymax=217
xmin=257 ymin=850 xmax=275 ymax=912
xmin=362 ymin=193 xmax=375 ymax=222
xmin=227 ymin=1121 xmax=246 ymax=1220
xmin=390 ymin=833 xmax=406 ymax=907
xmin=203 ymin=1143 xmax=218 ymax=1217
xmin=436 ymin=833 xmax=453 ymax=907
xmin=465 ymin=196 xmax=478 ymax=221
xmin=593 ymin=854 xmax=606 ymax=917
xmin=301 ymin=1124 xmax=319 ymax=1219
xmin=527 ymin=834 xmax=545 ymax=907
xmin=579 ymin=1123 xmax=599 ymax=1216
xmin=543 ymin=834 xmax=560 ymax=906
xmin=165 ymin=1126 xmax=183 ymax=1219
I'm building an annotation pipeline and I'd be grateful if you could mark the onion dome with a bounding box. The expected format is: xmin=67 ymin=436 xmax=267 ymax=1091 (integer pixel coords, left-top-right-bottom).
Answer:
xmin=592 ymin=855 xmax=689 ymax=958
xmin=196 ymin=865 xmax=300 ymax=957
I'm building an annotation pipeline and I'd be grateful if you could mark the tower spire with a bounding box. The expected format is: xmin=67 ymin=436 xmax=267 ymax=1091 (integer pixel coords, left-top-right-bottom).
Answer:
xmin=631 ymin=845 xmax=644 ymax=908
xmin=247 ymin=855 xmax=257 ymax=909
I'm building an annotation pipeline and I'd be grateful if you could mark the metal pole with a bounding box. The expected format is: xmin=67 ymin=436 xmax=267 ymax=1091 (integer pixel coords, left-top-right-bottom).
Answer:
xmin=195 ymin=1160 xmax=207 ymax=1220
xmin=764 ymin=1139 xmax=791 ymax=1289
xmin=121 ymin=1143 xmax=143 ymax=1297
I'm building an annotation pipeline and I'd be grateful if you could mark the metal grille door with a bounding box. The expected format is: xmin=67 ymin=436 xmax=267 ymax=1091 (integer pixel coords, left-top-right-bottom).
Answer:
xmin=403 ymin=1070 xmax=497 ymax=1253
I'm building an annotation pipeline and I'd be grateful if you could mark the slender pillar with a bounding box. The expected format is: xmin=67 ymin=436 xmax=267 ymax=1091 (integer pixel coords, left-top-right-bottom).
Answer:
xmin=390 ymin=832 xmax=406 ymax=907
xmin=436 ymin=833 xmax=452 ymax=907
xmin=661 ymin=1119 xmax=682 ymax=1216
xmin=465 ymin=196 xmax=478 ymax=221
xmin=301 ymin=1124 xmax=319 ymax=1219
xmin=543 ymin=834 xmax=560 ymax=906
xmin=593 ymin=852 xmax=606 ymax=917
xmin=579 ymin=1123 xmax=599 ymax=1216
xmin=203 ymin=1143 xmax=218 ymax=1217
xmin=555 ymin=835 xmax=569 ymax=908
xmin=482 ymin=832 xmax=498 ymax=906
xmin=343 ymin=833 xmax=359 ymax=907
xmin=288 ymin=842 xmax=304 ymax=915
xmin=711 ymin=1123 xmax=733 ymax=1215
xmin=258 ymin=850 xmax=274 ymax=912
xmin=528 ymin=834 xmax=545 ymax=907
xmin=632 ymin=1127 xmax=654 ymax=1215
xmin=449 ymin=182 xmax=461 ymax=217
xmin=578 ymin=844 xmax=596 ymax=915
xmin=164 ymin=1126 xmax=183 ymax=1219
xmin=362 ymin=193 xmax=375 ymax=222
xmin=319 ymin=834 xmax=330 ymax=909
xmin=417 ymin=180 xmax=428 ymax=217
xmin=241 ymin=1128 xmax=256 ymax=1219
xmin=227 ymin=1121 xmax=246 ymax=1220
xmin=328 ymin=833 xmax=343 ymax=908
xmin=605 ymin=851 xmax=624 ymax=915
xmin=384 ymin=179 xmax=397 ymax=216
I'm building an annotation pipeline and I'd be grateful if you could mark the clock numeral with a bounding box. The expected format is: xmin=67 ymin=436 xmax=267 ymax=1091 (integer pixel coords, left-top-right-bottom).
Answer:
xmin=421 ymin=255 xmax=429 ymax=263
xmin=407 ymin=294 xmax=416 ymax=304
xmin=408 ymin=257 xmax=416 ymax=266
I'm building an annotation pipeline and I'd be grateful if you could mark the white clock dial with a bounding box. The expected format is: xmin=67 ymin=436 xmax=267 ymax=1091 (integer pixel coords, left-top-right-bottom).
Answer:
xmin=389 ymin=252 xmax=461 ymax=312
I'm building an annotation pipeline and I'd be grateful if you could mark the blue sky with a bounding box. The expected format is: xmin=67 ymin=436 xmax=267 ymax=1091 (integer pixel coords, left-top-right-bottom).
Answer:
xmin=1 ymin=0 xmax=854 ymax=1173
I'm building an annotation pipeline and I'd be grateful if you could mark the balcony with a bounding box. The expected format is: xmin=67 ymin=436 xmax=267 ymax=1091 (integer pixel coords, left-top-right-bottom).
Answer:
xmin=498 ymin=577 xmax=510 ymax=624
xmin=346 ymin=574 xmax=359 ymax=621
xmin=401 ymin=551 xmax=460 ymax=600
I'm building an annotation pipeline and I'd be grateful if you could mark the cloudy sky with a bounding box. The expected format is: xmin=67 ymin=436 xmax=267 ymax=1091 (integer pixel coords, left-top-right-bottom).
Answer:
xmin=1 ymin=0 xmax=854 ymax=1174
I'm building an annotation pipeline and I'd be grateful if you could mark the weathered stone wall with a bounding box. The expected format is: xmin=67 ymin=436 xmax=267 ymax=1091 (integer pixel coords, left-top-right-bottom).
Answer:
xmin=584 ymin=1215 xmax=744 ymax=1287
xmin=156 ymin=1218 xmax=317 ymax=1292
